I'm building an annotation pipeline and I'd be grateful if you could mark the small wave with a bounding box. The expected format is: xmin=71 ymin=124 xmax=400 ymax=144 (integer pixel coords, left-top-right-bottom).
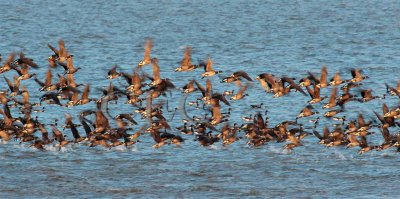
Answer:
xmin=207 ymin=145 xmax=221 ymax=150
xmin=267 ymin=145 xmax=289 ymax=154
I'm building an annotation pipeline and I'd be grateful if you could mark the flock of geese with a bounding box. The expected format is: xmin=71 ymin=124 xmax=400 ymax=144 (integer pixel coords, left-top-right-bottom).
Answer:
xmin=1 ymin=39 xmax=400 ymax=154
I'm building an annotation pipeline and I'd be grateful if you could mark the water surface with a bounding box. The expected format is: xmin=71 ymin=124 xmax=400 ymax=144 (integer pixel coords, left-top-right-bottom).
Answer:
xmin=1 ymin=0 xmax=400 ymax=198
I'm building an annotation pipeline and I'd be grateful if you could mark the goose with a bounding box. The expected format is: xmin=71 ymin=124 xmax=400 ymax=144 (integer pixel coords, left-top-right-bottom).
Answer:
xmin=175 ymin=46 xmax=198 ymax=72
xmin=138 ymin=38 xmax=153 ymax=67
xmin=201 ymin=57 xmax=222 ymax=78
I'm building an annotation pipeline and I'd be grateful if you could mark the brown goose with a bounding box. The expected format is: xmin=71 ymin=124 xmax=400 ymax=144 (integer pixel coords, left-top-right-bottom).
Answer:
xmin=66 ymin=73 xmax=81 ymax=88
xmin=346 ymin=133 xmax=360 ymax=148
xmin=138 ymin=39 xmax=153 ymax=67
xmin=221 ymin=71 xmax=253 ymax=83
xmin=94 ymin=100 xmax=110 ymax=134
xmin=325 ymin=126 xmax=347 ymax=147
xmin=4 ymin=75 xmax=21 ymax=97
xmin=296 ymin=105 xmax=319 ymax=120
xmin=48 ymin=55 xmax=58 ymax=68
xmin=341 ymin=82 xmax=362 ymax=93
xmin=273 ymin=77 xmax=307 ymax=98
xmin=0 ymin=93 xmax=10 ymax=104
xmin=0 ymin=52 xmax=16 ymax=74
xmin=358 ymin=136 xmax=376 ymax=154
xmin=306 ymin=84 xmax=326 ymax=104
xmin=352 ymin=113 xmax=373 ymax=133
xmin=147 ymin=78 xmax=175 ymax=99
xmin=48 ymin=39 xmax=70 ymax=63
xmin=65 ymin=88 xmax=80 ymax=107
xmin=313 ymin=126 xmax=332 ymax=145
xmin=210 ymin=102 xmax=223 ymax=125
xmin=12 ymin=86 xmax=39 ymax=112
xmin=322 ymin=87 xmax=337 ymax=108
xmin=37 ymin=122 xmax=52 ymax=144
xmin=308 ymin=66 xmax=328 ymax=88
xmin=196 ymin=132 xmax=220 ymax=147
xmin=350 ymin=68 xmax=368 ymax=82
xmin=170 ymin=135 xmax=184 ymax=146
xmin=175 ymin=46 xmax=198 ymax=72
xmin=329 ymin=72 xmax=346 ymax=86
xmin=60 ymin=55 xmax=81 ymax=74
xmin=176 ymin=123 xmax=194 ymax=135
xmin=0 ymin=103 xmax=15 ymax=128
xmin=12 ymin=64 xmax=36 ymax=80
xmin=181 ymin=79 xmax=197 ymax=93
xmin=123 ymin=71 xmax=145 ymax=95
xmin=128 ymin=128 xmax=143 ymax=141
xmin=201 ymin=57 xmax=221 ymax=78
xmin=40 ymin=92 xmax=62 ymax=106
xmin=14 ymin=52 xmax=38 ymax=68
xmin=220 ymin=123 xmax=241 ymax=146
xmin=47 ymin=43 xmax=60 ymax=63
xmin=77 ymin=84 xmax=96 ymax=105
xmin=149 ymin=57 xmax=162 ymax=86
xmin=323 ymin=108 xmax=344 ymax=118
xmin=64 ymin=114 xmax=86 ymax=143
xmin=51 ymin=124 xmax=70 ymax=148
xmin=150 ymin=128 xmax=167 ymax=148
xmin=256 ymin=73 xmax=276 ymax=93
xmin=299 ymin=75 xmax=312 ymax=87
xmin=209 ymin=92 xmax=230 ymax=106
xmin=90 ymin=137 xmax=111 ymax=148
xmin=34 ymin=68 xmax=58 ymax=91
xmin=383 ymin=106 xmax=400 ymax=119
xmin=0 ymin=130 xmax=12 ymax=142
xmin=392 ymin=135 xmax=400 ymax=152
xmin=283 ymin=132 xmax=303 ymax=150
xmin=374 ymin=103 xmax=396 ymax=127
xmin=375 ymin=127 xmax=396 ymax=151
xmin=195 ymin=79 xmax=212 ymax=102
xmin=385 ymin=81 xmax=400 ymax=96
xmin=107 ymin=65 xmax=121 ymax=79
xmin=56 ymin=73 xmax=68 ymax=89
xmin=114 ymin=113 xmax=138 ymax=126
xmin=80 ymin=115 xmax=94 ymax=139
xmin=230 ymin=83 xmax=249 ymax=100
xmin=357 ymin=89 xmax=384 ymax=102
xmin=336 ymin=86 xmax=355 ymax=106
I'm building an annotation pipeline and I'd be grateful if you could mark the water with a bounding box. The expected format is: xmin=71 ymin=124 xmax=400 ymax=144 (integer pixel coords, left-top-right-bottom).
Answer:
xmin=1 ymin=0 xmax=400 ymax=198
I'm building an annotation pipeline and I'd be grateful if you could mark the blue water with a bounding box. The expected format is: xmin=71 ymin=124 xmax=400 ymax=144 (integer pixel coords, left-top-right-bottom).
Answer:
xmin=1 ymin=0 xmax=400 ymax=198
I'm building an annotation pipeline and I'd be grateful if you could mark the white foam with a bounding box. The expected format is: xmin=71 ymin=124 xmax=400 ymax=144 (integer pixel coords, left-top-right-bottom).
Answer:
xmin=113 ymin=145 xmax=127 ymax=152
xmin=207 ymin=145 xmax=221 ymax=150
